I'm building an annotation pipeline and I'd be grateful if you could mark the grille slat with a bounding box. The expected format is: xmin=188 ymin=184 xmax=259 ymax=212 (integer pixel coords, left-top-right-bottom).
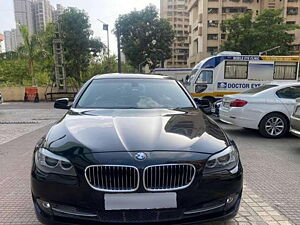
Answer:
xmin=85 ymin=165 xmax=139 ymax=192
xmin=144 ymin=164 xmax=195 ymax=191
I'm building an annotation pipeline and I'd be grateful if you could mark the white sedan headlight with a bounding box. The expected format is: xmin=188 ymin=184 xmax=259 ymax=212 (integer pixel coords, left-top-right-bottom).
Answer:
xmin=35 ymin=148 xmax=76 ymax=176
xmin=204 ymin=146 xmax=239 ymax=173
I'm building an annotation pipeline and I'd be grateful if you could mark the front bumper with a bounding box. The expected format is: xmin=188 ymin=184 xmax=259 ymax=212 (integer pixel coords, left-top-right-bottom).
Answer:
xmin=31 ymin=150 xmax=243 ymax=224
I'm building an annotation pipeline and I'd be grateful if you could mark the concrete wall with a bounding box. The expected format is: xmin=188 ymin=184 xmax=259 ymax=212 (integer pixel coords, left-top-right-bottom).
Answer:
xmin=0 ymin=87 xmax=55 ymax=101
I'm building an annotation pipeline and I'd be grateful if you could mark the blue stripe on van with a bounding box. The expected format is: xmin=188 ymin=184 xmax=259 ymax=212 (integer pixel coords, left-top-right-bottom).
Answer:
xmin=201 ymin=56 xmax=262 ymax=69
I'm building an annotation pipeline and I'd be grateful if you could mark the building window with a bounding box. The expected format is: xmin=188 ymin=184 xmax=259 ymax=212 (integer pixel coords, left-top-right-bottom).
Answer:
xmin=208 ymin=0 xmax=219 ymax=1
xmin=288 ymin=0 xmax=298 ymax=2
xmin=167 ymin=12 xmax=173 ymax=16
xmin=207 ymin=47 xmax=218 ymax=55
xmin=286 ymin=21 xmax=296 ymax=24
xmin=224 ymin=61 xmax=248 ymax=79
xmin=287 ymin=7 xmax=298 ymax=15
xmin=208 ymin=8 xmax=219 ymax=14
xmin=221 ymin=33 xmax=226 ymax=39
xmin=208 ymin=20 xmax=219 ymax=27
xmin=274 ymin=62 xmax=298 ymax=80
xmin=207 ymin=34 xmax=218 ymax=40
xmin=222 ymin=7 xmax=247 ymax=13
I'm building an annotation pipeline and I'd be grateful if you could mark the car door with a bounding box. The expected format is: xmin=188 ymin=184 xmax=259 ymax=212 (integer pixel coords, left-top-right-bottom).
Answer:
xmin=276 ymin=86 xmax=300 ymax=115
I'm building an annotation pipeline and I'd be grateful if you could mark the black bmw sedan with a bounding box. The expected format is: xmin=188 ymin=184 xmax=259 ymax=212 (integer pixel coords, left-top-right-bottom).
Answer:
xmin=31 ymin=74 xmax=243 ymax=225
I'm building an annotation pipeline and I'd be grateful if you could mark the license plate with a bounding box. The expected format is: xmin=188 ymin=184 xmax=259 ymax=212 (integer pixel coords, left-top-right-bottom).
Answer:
xmin=104 ymin=193 xmax=177 ymax=210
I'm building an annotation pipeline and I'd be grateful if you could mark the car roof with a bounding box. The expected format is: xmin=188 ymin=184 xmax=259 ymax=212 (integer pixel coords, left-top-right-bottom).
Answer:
xmin=93 ymin=73 xmax=175 ymax=80
xmin=266 ymin=82 xmax=300 ymax=88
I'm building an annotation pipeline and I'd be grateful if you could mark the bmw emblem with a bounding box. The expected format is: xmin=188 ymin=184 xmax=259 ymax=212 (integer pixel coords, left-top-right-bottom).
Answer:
xmin=135 ymin=152 xmax=147 ymax=161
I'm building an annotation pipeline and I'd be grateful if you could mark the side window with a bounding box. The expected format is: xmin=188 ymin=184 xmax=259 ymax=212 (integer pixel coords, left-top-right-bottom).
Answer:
xmin=196 ymin=70 xmax=213 ymax=84
xmin=224 ymin=61 xmax=248 ymax=79
xmin=276 ymin=86 xmax=300 ymax=99
xmin=273 ymin=62 xmax=298 ymax=80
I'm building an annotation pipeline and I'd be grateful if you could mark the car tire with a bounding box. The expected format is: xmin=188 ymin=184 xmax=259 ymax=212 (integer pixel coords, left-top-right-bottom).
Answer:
xmin=259 ymin=113 xmax=289 ymax=138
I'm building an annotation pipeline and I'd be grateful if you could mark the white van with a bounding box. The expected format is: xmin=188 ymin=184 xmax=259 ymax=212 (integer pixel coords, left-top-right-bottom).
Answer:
xmin=185 ymin=52 xmax=300 ymax=104
xmin=153 ymin=68 xmax=192 ymax=81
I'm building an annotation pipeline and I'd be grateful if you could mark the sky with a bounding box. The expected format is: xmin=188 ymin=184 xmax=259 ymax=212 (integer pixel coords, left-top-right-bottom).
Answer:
xmin=0 ymin=0 xmax=160 ymax=53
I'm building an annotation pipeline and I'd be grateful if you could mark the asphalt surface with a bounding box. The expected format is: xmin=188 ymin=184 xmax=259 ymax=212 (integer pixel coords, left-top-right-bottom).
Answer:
xmin=0 ymin=102 xmax=299 ymax=225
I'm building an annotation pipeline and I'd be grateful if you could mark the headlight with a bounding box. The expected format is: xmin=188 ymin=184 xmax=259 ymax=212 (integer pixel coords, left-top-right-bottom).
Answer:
xmin=203 ymin=146 xmax=239 ymax=174
xmin=35 ymin=148 xmax=76 ymax=176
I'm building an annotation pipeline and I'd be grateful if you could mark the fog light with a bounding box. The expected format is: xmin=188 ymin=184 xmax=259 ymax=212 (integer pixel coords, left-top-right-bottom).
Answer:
xmin=36 ymin=199 xmax=52 ymax=215
xmin=42 ymin=201 xmax=51 ymax=209
xmin=226 ymin=197 xmax=234 ymax=204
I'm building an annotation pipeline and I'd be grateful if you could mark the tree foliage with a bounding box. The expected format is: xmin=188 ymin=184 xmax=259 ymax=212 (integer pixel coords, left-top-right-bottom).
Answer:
xmin=82 ymin=55 xmax=135 ymax=82
xmin=115 ymin=5 xmax=175 ymax=70
xmin=221 ymin=9 xmax=300 ymax=55
xmin=59 ymin=7 xmax=104 ymax=83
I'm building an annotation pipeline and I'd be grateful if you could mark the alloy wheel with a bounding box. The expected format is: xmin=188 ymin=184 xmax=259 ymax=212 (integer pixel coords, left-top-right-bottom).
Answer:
xmin=265 ymin=117 xmax=285 ymax=137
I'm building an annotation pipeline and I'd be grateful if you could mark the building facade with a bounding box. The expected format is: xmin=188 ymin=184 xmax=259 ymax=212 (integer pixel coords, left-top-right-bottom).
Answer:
xmin=160 ymin=0 xmax=190 ymax=68
xmin=4 ymin=30 xmax=17 ymax=52
xmin=187 ymin=0 xmax=300 ymax=68
xmin=34 ymin=0 xmax=54 ymax=32
xmin=4 ymin=0 xmax=64 ymax=52
xmin=14 ymin=0 xmax=36 ymax=47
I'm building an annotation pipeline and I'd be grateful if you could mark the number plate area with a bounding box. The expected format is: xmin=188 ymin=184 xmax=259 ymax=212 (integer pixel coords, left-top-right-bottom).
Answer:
xmin=104 ymin=193 xmax=177 ymax=210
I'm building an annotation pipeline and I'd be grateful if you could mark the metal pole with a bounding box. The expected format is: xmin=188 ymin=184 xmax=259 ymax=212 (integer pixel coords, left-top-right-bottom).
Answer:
xmin=107 ymin=29 xmax=110 ymax=57
xmin=117 ymin=29 xmax=122 ymax=73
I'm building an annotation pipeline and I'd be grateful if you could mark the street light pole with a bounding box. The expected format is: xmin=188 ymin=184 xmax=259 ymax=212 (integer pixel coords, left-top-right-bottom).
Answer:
xmin=97 ymin=19 xmax=110 ymax=57
xmin=117 ymin=29 xmax=122 ymax=73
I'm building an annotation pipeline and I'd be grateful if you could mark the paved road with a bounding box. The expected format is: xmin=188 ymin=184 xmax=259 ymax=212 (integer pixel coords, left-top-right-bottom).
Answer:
xmin=0 ymin=103 xmax=299 ymax=225
xmin=218 ymin=121 xmax=300 ymax=224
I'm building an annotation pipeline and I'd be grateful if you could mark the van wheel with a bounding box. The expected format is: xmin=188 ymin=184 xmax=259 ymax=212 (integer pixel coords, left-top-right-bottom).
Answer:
xmin=259 ymin=113 xmax=289 ymax=138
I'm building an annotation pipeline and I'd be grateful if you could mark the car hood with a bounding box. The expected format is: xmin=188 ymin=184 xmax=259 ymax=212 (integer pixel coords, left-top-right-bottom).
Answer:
xmin=46 ymin=108 xmax=229 ymax=155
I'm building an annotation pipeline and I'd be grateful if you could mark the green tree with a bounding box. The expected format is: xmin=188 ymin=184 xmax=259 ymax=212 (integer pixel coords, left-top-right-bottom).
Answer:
xmin=82 ymin=55 xmax=134 ymax=82
xmin=59 ymin=7 xmax=104 ymax=83
xmin=115 ymin=5 xmax=175 ymax=71
xmin=221 ymin=9 xmax=300 ymax=55
xmin=19 ymin=25 xmax=40 ymax=85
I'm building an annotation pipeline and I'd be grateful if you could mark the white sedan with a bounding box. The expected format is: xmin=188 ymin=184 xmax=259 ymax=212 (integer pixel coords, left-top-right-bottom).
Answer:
xmin=219 ymin=83 xmax=300 ymax=138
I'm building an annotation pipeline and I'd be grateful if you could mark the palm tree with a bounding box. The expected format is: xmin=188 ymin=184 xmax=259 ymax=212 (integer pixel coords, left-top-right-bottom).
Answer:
xmin=19 ymin=25 xmax=39 ymax=86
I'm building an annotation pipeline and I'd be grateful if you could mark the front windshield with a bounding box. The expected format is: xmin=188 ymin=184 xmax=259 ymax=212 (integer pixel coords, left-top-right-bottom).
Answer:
xmin=76 ymin=78 xmax=194 ymax=109
xmin=242 ymin=84 xmax=278 ymax=94
xmin=187 ymin=69 xmax=198 ymax=83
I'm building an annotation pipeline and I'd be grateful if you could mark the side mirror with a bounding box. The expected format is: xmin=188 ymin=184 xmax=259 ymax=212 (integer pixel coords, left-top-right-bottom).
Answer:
xmin=54 ymin=98 xmax=71 ymax=109
xmin=193 ymin=98 xmax=211 ymax=109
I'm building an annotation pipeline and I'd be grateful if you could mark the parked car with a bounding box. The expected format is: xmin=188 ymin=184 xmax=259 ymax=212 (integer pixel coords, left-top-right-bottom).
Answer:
xmin=31 ymin=74 xmax=243 ymax=225
xmin=219 ymin=83 xmax=300 ymax=138
xmin=290 ymin=98 xmax=300 ymax=137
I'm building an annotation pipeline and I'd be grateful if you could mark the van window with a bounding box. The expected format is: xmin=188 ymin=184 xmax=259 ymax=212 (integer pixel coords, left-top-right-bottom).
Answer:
xmin=196 ymin=70 xmax=213 ymax=84
xmin=273 ymin=62 xmax=298 ymax=80
xmin=224 ymin=61 xmax=248 ymax=79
